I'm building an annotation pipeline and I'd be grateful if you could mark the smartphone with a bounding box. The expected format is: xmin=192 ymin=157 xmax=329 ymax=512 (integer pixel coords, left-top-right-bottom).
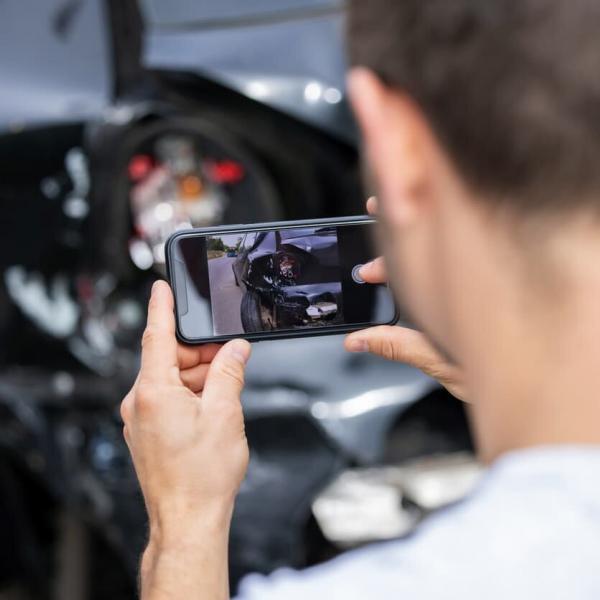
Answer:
xmin=165 ymin=216 xmax=398 ymax=344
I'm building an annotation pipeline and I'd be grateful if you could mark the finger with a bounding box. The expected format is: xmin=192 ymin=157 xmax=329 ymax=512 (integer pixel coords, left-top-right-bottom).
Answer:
xmin=345 ymin=326 xmax=448 ymax=371
xmin=345 ymin=325 xmax=468 ymax=401
xmin=177 ymin=343 xmax=223 ymax=370
xmin=202 ymin=339 xmax=251 ymax=407
xmin=180 ymin=363 xmax=211 ymax=393
xmin=366 ymin=196 xmax=378 ymax=215
xmin=140 ymin=280 xmax=179 ymax=384
xmin=359 ymin=256 xmax=387 ymax=283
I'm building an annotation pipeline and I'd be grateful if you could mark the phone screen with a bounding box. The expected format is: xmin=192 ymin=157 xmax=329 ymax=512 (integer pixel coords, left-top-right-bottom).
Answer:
xmin=169 ymin=221 xmax=397 ymax=341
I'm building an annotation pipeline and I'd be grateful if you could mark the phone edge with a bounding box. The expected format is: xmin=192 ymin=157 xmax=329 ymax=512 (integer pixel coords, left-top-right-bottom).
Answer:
xmin=165 ymin=215 xmax=399 ymax=345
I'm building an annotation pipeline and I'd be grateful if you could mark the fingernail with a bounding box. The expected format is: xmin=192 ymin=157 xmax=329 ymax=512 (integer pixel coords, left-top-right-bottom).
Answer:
xmin=347 ymin=338 xmax=368 ymax=353
xmin=359 ymin=261 xmax=372 ymax=278
xmin=229 ymin=339 xmax=251 ymax=364
xmin=151 ymin=280 xmax=162 ymax=296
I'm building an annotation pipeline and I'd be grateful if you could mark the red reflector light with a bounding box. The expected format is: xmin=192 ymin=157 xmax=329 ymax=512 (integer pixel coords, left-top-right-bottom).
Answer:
xmin=128 ymin=155 xmax=154 ymax=181
xmin=206 ymin=160 xmax=245 ymax=184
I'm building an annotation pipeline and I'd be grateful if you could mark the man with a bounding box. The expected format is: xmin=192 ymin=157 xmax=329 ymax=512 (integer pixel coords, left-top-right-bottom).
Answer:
xmin=120 ymin=1 xmax=600 ymax=598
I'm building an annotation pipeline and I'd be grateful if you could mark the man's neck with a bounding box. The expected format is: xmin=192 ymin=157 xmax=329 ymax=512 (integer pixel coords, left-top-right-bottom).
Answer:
xmin=467 ymin=226 xmax=600 ymax=463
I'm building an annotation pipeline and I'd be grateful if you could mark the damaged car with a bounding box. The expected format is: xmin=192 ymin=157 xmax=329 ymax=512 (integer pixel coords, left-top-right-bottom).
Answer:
xmin=232 ymin=227 xmax=343 ymax=331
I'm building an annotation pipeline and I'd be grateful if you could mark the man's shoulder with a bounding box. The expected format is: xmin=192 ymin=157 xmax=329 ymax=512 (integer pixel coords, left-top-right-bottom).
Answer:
xmin=393 ymin=446 xmax=600 ymax=596
xmin=405 ymin=446 xmax=600 ymax=558
xmin=414 ymin=445 xmax=600 ymax=550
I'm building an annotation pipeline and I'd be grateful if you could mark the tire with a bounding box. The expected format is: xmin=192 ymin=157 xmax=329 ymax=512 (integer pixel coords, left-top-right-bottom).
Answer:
xmin=241 ymin=291 xmax=273 ymax=332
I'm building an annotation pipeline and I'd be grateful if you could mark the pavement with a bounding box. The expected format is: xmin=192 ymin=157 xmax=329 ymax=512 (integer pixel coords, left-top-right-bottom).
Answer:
xmin=208 ymin=255 xmax=244 ymax=335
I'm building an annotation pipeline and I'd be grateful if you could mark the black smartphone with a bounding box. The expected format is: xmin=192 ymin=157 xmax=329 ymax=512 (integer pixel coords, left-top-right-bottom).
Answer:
xmin=165 ymin=216 xmax=398 ymax=344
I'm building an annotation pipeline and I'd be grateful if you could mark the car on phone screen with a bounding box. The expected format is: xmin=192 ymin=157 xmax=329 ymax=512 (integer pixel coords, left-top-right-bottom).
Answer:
xmin=232 ymin=227 xmax=343 ymax=331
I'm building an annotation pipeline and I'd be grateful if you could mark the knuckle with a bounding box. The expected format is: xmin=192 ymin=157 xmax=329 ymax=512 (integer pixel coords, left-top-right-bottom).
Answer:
xmin=383 ymin=335 xmax=399 ymax=362
xmin=120 ymin=396 xmax=132 ymax=423
xmin=423 ymin=357 xmax=445 ymax=375
xmin=147 ymin=294 xmax=160 ymax=313
xmin=134 ymin=382 xmax=160 ymax=413
xmin=371 ymin=328 xmax=400 ymax=361
xmin=427 ymin=362 xmax=456 ymax=384
xmin=141 ymin=326 xmax=159 ymax=348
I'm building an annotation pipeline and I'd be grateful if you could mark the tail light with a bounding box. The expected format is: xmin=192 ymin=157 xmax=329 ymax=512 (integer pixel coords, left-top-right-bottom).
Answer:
xmin=128 ymin=154 xmax=154 ymax=181
xmin=205 ymin=160 xmax=245 ymax=184
xmin=278 ymin=253 xmax=300 ymax=281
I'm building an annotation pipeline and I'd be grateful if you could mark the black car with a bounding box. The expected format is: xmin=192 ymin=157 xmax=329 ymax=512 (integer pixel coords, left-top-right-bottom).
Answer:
xmin=232 ymin=227 xmax=343 ymax=331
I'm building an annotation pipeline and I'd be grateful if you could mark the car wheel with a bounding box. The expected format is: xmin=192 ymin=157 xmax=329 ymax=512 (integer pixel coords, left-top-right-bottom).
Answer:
xmin=241 ymin=291 xmax=274 ymax=332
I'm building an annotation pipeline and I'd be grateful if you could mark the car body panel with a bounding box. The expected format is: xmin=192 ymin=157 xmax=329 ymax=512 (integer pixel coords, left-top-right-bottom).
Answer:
xmin=274 ymin=282 xmax=342 ymax=325
xmin=280 ymin=228 xmax=339 ymax=268
xmin=139 ymin=0 xmax=341 ymax=26
xmin=140 ymin=1 xmax=355 ymax=141
xmin=0 ymin=0 xmax=112 ymax=132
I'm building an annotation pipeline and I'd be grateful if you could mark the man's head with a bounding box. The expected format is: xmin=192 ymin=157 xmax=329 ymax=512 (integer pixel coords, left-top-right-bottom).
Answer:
xmin=346 ymin=0 xmax=600 ymax=390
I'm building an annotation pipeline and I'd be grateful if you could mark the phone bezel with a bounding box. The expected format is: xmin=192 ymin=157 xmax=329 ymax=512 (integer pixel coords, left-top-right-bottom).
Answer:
xmin=165 ymin=215 xmax=398 ymax=344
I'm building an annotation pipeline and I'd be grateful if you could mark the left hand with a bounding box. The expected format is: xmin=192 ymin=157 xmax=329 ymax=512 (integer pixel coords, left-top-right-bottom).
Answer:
xmin=120 ymin=280 xmax=252 ymax=547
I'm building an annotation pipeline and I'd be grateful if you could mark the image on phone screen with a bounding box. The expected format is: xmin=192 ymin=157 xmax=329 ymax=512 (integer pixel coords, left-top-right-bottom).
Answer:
xmin=168 ymin=220 xmax=397 ymax=342
xmin=208 ymin=226 xmax=344 ymax=334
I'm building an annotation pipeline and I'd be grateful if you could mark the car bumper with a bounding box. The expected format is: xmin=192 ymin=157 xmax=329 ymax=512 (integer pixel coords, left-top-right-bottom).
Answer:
xmin=273 ymin=282 xmax=343 ymax=326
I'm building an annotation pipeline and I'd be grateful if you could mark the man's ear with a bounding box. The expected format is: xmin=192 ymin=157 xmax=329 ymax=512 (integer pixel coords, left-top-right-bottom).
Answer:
xmin=348 ymin=67 xmax=429 ymax=227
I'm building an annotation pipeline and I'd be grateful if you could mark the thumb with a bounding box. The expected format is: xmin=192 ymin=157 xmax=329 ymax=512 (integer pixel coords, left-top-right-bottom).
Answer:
xmin=202 ymin=339 xmax=251 ymax=405
xmin=345 ymin=325 xmax=444 ymax=368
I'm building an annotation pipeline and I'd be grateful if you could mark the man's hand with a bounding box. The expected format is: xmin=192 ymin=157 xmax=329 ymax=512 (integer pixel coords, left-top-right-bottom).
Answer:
xmin=344 ymin=198 xmax=467 ymax=402
xmin=121 ymin=280 xmax=251 ymax=599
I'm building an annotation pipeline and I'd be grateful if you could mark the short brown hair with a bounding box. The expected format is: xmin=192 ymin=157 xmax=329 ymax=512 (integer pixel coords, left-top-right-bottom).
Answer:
xmin=347 ymin=0 xmax=600 ymax=213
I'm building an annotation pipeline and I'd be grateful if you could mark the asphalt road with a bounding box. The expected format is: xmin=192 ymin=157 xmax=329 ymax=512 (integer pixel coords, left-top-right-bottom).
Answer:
xmin=208 ymin=256 xmax=244 ymax=335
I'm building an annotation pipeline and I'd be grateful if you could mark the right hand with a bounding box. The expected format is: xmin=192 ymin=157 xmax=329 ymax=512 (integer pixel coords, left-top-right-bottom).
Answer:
xmin=120 ymin=281 xmax=251 ymax=547
xmin=344 ymin=198 xmax=468 ymax=402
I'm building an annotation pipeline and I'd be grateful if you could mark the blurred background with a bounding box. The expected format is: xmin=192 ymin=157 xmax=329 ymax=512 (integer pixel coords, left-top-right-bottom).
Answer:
xmin=0 ymin=1 xmax=479 ymax=598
